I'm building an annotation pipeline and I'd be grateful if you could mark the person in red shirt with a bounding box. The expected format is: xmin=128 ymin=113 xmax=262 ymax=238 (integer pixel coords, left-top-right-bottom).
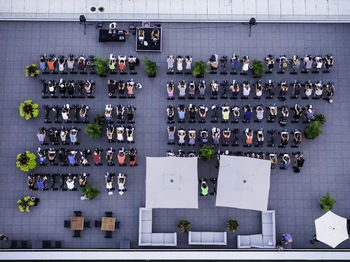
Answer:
xmin=117 ymin=148 xmax=126 ymax=166
xmin=118 ymin=55 xmax=126 ymax=72
xmin=93 ymin=148 xmax=102 ymax=165
xmin=47 ymin=56 xmax=57 ymax=71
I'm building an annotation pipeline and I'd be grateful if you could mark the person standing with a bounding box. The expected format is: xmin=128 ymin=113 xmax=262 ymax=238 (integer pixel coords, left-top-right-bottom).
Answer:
xmin=0 ymin=234 xmax=8 ymax=241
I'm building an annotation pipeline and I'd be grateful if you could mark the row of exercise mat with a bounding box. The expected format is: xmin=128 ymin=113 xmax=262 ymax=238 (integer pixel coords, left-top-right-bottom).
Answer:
xmin=38 ymin=53 xmax=334 ymax=76
xmin=39 ymin=54 xmax=140 ymax=74
xmin=165 ymin=150 xmax=305 ymax=172
xmin=167 ymin=127 xmax=302 ymax=148
xmin=43 ymin=104 xmax=135 ymax=123
xmin=36 ymin=147 xmax=137 ymax=166
xmin=166 ymin=80 xmax=335 ymax=102
xmin=37 ymin=125 xmax=135 ymax=145
xmin=167 ymin=104 xmax=315 ymax=125
xmin=166 ymin=54 xmax=334 ymax=74
xmin=27 ymin=172 xmax=127 ymax=192
xmin=40 ymin=79 xmax=142 ymax=99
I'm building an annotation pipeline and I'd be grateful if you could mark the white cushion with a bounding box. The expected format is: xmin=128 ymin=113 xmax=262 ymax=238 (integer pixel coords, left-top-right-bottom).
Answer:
xmin=238 ymin=235 xmax=251 ymax=247
xmin=151 ymin=233 xmax=164 ymax=244
xmin=189 ymin=232 xmax=201 ymax=242
xmin=213 ymin=232 xmax=225 ymax=243
xmin=140 ymin=233 xmax=152 ymax=244
xmin=250 ymin=234 xmax=263 ymax=246
xmin=262 ymin=223 xmax=273 ymax=235
xmin=201 ymin=232 xmax=214 ymax=243
xmin=141 ymin=221 xmax=152 ymax=233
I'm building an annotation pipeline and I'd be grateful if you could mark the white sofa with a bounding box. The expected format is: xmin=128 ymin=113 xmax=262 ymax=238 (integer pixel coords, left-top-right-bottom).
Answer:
xmin=237 ymin=210 xmax=276 ymax=249
xmin=138 ymin=208 xmax=177 ymax=246
xmin=188 ymin=231 xmax=227 ymax=245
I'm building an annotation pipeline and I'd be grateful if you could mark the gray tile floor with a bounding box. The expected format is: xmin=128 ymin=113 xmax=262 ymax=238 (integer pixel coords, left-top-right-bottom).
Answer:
xmin=0 ymin=21 xmax=349 ymax=249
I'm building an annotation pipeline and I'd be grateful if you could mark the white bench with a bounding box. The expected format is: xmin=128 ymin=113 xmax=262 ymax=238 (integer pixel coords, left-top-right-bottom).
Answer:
xmin=237 ymin=210 xmax=276 ymax=249
xmin=188 ymin=231 xmax=227 ymax=245
xmin=138 ymin=208 xmax=177 ymax=246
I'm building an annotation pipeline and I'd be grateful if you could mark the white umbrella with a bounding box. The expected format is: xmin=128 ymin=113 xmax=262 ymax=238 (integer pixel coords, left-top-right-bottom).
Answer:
xmin=315 ymin=211 xmax=349 ymax=248
xmin=215 ymin=156 xmax=271 ymax=211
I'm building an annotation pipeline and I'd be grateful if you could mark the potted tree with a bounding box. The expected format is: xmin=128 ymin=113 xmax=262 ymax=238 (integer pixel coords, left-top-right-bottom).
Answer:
xmin=92 ymin=56 xmax=109 ymax=77
xmin=252 ymin=59 xmax=264 ymax=78
xmin=199 ymin=145 xmax=215 ymax=160
xmin=178 ymin=220 xmax=191 ymax=232
xmin=84 ymin=114 xmax=105 ymax=138
xmin=193 ymin=60 xmax=209 ymax=78
xmin=320 ymin=193 xmax=336 ymax=211
xmin=25 ymin=64 xmax=41 ymax=78
xmin=226 ymin=219 xmax=239 ymax=232
xmin=315 ymin=114 xmax=326 ymax=125
xmin=80 ymin=183 xmax=101 ymax=200
xmin=94 ymin=114 xmax=106 ymax=126
xmin=16 ymin=151 xmax=37 ymax=172
xmin=141 ymin=56 xmax=158 ymax=77
xmin=85 ymin=124 xmax=102 ymax=138
xmin=17 ymin=196 xmax=35 ymax=213
xmin=305 ymin=121 xmax=322 ymax=139
xmin=19 ymin=100 xmax=39 ymax=120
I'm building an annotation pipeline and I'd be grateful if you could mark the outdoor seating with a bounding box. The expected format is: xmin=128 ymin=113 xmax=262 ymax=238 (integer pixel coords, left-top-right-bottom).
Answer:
xmin=188 ymin=231 xmax=227 ymax=245
xmin=64 ymin=220 xmax=70 ymax=228
xmin=237 ymin=210 xmax=276 ymax=249
xmin=95 ymin=220 xmax=102 ymax=228
xmin=105 ymin=211 xmax=113 ymax=217
xmin=139 ymin=208 xmax=177 ymax=246
xmin=73 ymin=230 xmax=81 ymax=238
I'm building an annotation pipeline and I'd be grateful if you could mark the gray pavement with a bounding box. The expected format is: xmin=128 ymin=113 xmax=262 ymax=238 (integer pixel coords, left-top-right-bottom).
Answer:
xmin=0 ymin=21 xmax=349 ymax=249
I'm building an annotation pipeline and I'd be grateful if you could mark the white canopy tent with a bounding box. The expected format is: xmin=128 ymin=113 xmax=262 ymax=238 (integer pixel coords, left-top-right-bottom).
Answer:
xmin=315 ymin=211 xmax=349 ymax=248
xmin=145 ymin=157 xmax=198 ymax=209
xmin=215 ymin=155 xmax=271 ymax=211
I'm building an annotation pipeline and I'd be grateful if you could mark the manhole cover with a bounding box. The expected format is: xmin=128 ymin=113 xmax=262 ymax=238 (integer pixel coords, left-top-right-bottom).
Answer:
xmin=90 ymin=6 xmax=96 ymax=12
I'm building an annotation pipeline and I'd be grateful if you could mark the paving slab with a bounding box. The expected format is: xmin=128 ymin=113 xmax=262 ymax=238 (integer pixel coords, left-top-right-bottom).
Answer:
xmin=0 ymin=21 xmax=349 ymax=250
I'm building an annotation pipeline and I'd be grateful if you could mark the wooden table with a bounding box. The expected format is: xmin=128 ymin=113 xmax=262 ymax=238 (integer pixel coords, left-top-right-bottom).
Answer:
xmin=70 ymin=216 xmax=84 ymax=231
xmin=101 ymin=217 xmax=116 ymax=231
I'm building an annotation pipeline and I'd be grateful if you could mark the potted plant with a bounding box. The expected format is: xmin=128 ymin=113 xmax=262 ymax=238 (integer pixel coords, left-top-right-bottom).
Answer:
xmin=94 ymin=113 xmax=106 ymax=126
xmin=16 ymin=151 xmax=37 ymax=172
xmin=25 ymin=64 xmax=41 ymax=78
xmin=226 ymin=219 xmax=239 ymax=232
xmin=19 ymin=100 xmax=39 ymax=120
xmin=178 ymin=220 xmax=191 ymax=232
xmin=315 ymin=114 xmax=326 ymax=125
xmin=80 ymin=183 xmax=101 ymax=200
xmin=85 ymin=124 xmax=102 ymax=138
xmin=193 ymin=60 xmax=209 ymax=78
xmin=305 ymin=121 xmax=323 ymax=139
xmin=252 ymin=59 xmax=264 ymax=78
xmin=199 ymin=145 xmax=215 ymax=160
xmin=92 ymin=56 xmax=109 ymax=76
xmin=320 ymin=192 xmax=336 ymax=211
xmin=141 ymin=56 xmax=158 ymax=77
xmin=84 ymin=114 xmax=105 ymax=138
xmin=17 ymin=196 xmax=35 ymax=213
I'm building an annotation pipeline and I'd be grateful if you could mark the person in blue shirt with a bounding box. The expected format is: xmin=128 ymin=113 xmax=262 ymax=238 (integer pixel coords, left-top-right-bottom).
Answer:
xmin=243 ymin=105 xmax=253 ymax=122
xmin=68 ymin=150 xmax=78 ymax=166
xmin=36 ymin=176 xmax=47 ymax=190
xmin=40 ymin=55 xmax=47 ymax=72
xmin=231 ymin=54 xmax=240 ymax=73
xmin=177 ymin=105 xmax=186 ymax=122
xmin=280 ymin=153 xmax=291 ymax=169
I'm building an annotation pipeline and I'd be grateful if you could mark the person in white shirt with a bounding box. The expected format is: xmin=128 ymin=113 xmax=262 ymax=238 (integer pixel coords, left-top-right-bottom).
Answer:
xmin=66 ymin=176 xmax=76 ymax=190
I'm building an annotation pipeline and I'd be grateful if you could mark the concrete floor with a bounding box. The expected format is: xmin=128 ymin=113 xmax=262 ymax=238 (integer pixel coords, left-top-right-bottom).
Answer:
xmin=0 ymin=21 xmax=349 ymax=249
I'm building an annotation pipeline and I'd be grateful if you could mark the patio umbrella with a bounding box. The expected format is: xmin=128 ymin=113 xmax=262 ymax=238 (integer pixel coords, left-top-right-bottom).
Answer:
xmin=215 ymin=155 xmax=271 ymax=211
xmin=315 ymin=211 xmax=349 ymax=248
